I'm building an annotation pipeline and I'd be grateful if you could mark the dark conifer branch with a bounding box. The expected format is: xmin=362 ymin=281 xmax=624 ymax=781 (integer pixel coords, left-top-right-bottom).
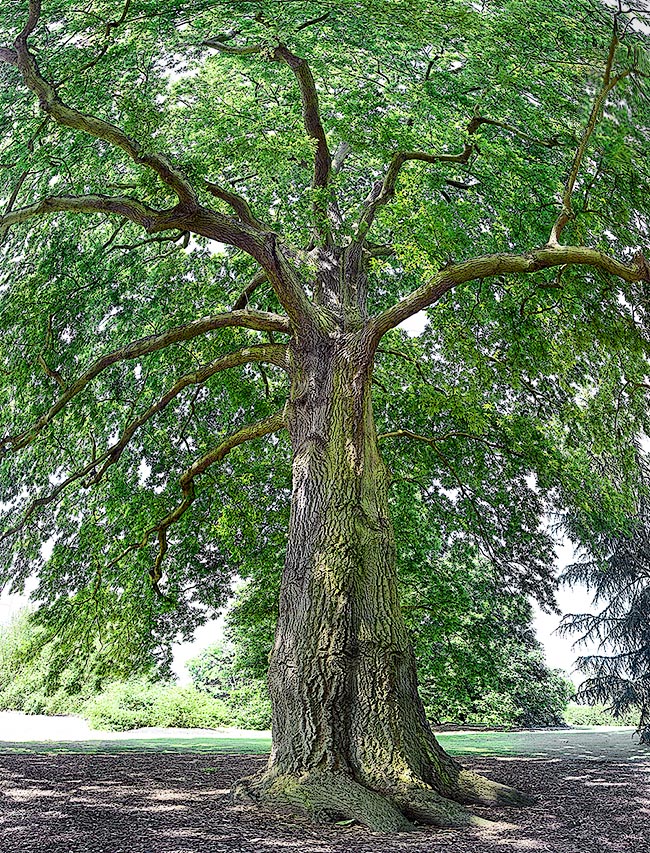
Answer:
xmin=0 ymin=346 xmax=288 ymax=546
xmin=369 ymin=245 xmax=650 ymax=345
xmin=0 ymin=314 xmax=290 ymax=457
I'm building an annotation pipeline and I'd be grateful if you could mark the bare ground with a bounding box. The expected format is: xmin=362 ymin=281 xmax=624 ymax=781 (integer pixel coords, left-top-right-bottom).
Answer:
xmin=1 ymin=751 xmax=649 ymax=853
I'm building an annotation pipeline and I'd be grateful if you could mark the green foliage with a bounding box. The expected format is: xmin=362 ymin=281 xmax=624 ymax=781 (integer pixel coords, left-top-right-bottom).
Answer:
xmin=0 ymin=0 xmax=649 ymax=630
xmin=1 ymin=0 xmax=649 ymax=747
xmin=563 ymin=703 xmax=639 ymax=728
xmin=0 ymin=603 xmax=163 ymax=716
xmin=82 ymin=678 xmax=232 ymax=732
xmin=188 ymin=643 xmax=272 ymax=730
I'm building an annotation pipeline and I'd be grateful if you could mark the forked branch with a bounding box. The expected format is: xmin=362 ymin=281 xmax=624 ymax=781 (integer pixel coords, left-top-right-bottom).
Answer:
xmin=203 ymin=36 xmax=332 ymax=242
xmin=355 ymin=109 xmax=559 ymax=244
xmin=204 ymin=180 xmax=264 ymax=229
xmin=354 ymin=145 xmax=473 ymax=243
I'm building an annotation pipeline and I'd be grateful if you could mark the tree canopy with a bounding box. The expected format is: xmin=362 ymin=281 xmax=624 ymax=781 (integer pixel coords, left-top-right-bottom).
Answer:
xmin=2 ymin=0 xmax=650 ymax=831
xmin=1 ymin=0 xmax=649 ymax=634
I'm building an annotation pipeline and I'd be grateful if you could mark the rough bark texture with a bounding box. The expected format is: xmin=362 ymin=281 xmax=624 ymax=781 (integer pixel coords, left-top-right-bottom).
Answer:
xmin=235 ymin=321 xmax=530 ymax=830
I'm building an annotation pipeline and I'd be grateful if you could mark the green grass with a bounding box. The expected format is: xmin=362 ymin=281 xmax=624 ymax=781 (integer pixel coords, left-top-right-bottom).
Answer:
xmin=0 ymin=735 xmax=272 ymax=754
xmin=0 ymin=726 xmax=639 ymax=757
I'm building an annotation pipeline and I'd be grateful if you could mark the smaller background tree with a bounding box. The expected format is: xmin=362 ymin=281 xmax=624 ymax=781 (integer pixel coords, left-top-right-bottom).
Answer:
xmin=560 ymin=484 xmax=650 ymax=744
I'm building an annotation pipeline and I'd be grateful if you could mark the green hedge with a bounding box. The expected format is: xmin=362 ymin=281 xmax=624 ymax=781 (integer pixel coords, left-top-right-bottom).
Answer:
xmin=82 ymin=680 xmax=233 ymax=731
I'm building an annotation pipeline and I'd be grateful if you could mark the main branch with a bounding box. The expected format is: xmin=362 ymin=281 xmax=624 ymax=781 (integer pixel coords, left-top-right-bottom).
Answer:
xmin=369 ymin=245 xmax=649 ymax=345
xmin=0 ymin=193 xmax=162 ymax=236
xmin=204 ymin=36 xmax=332 ymax=243
xmin=5 ymin=0 xmax=197 ymax=207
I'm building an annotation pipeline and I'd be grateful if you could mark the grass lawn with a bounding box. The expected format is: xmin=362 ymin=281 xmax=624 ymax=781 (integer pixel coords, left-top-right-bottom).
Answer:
xmin=0 ymin=725 xmax=641 ymax=758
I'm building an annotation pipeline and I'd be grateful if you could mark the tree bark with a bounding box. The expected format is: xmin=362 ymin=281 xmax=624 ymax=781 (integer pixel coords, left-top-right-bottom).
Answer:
xmin=235 ymin=330 xmax=531 ymax=830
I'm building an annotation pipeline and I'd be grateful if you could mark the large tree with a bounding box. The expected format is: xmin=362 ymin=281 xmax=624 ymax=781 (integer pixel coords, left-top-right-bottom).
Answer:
xmin=1 ymin=0 xmax=650 ymax=831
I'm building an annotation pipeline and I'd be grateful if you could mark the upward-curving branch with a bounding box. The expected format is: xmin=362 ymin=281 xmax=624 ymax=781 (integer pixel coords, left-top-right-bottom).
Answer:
xmin=0 ymin=344 xmax=289 ymax=547
xmin=203 ymin=35 xmax=332 ymax=243
xmin=549 ymin=23 xmax=635 ymax=245
xmin=369 ymin=245 xmax=650 ymax=345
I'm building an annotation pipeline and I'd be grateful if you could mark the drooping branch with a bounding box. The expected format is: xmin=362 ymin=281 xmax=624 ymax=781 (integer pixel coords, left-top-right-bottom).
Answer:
xmin=369 ymin=245 xmax=650 ymax=345
xmin=0 ymin=312 xmax=290 ymax=456
xmin=0 ymin=345 xmax=289 ymax=546
xmin=378 ymin=428 xmax=524 ymax=459
xmin=549 ymin=24 xmax=634 ymax=245
xmin=109 ymin=410 xmax=287 ymax=592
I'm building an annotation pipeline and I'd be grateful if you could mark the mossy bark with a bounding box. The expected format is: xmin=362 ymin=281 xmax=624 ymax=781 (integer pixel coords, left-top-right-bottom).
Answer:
xmin=235 ymin=332 xmax=531 ymax=831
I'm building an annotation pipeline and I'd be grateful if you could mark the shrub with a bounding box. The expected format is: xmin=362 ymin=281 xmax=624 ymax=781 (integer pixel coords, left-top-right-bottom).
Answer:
xmin=187 ymin=643 xmax=272 ymax=730
xmin=81 ymin=679 xmax=232 ymax=731
xmin=563 ymin=702 xmax=639 ymax=727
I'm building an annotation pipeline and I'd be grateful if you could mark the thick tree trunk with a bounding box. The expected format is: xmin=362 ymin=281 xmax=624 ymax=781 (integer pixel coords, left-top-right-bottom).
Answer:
xmin=236 ymin=331 xmax=530 ymax=831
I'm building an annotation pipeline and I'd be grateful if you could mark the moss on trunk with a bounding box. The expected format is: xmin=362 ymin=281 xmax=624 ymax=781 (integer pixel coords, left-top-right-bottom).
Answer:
xmin=235 ymin=334 xmax=531 ymax=831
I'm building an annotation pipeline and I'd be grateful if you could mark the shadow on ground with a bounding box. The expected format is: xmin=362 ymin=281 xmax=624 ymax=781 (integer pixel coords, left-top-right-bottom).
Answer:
xmin=0 ymin=752 xmax=648 ymax=853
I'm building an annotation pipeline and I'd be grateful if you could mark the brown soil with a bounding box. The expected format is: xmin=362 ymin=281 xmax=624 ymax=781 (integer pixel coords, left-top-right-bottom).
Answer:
xmin=0 ymin=752 xmax=648 ymax=852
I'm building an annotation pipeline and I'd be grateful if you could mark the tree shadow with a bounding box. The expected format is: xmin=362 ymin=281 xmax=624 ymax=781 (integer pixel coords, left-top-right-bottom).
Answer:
xmin=0 ymin=753 xmax=648 ymax=853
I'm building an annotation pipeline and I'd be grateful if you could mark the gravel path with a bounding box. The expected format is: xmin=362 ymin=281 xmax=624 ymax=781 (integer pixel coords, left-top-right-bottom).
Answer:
xmin=0 ymin=710 xmax=266 ymax=743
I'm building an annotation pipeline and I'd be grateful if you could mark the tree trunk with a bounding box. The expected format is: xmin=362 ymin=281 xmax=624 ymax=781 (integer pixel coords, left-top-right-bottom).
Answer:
xmin=235 ymin=330 xmax=530 ymax=831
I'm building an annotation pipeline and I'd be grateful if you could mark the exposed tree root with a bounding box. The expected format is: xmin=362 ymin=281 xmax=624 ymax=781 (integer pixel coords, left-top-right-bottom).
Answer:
xmin=233 ymin=768 xmax=516 ymax=832
xmin=454 ymin=768 xmax=536 ymax=807
xmin=234 ymin=769 xmax=413 ymax=832
xmin=389 ymin=782 xmax=493 ymax=828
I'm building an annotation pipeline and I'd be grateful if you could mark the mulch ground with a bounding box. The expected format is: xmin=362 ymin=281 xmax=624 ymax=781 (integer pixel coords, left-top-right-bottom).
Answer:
xmin=0 ymin=753 xmax=648 ymax=853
